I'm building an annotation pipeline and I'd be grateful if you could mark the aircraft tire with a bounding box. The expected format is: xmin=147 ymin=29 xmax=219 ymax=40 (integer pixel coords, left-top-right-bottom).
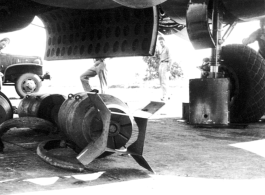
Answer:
xmin=221 ymin=44 xmax=265 ymax=123
xmin=15 ymin=73 xmax=42 ymax=98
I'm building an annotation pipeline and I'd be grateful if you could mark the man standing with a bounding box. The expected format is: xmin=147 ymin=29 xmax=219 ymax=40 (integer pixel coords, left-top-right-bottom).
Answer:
xmin=80 ymin=58 xmax=107 ymax=94
xmin=158 ymin=36 xmax=171 ymax=101
xmin=242 ymin=18 xmax=265 ymax=58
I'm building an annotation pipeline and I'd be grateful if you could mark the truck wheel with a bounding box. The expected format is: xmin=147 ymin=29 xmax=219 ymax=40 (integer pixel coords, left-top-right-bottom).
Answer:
xmin=15 ymin=73 xmax=42 ymax=98
xmin=220 ymin=44 xmax=265 ymax=123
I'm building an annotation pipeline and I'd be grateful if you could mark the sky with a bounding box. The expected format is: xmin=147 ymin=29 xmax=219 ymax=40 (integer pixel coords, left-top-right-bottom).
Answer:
xmin=0 ymin=17 xmax=260 ymax=85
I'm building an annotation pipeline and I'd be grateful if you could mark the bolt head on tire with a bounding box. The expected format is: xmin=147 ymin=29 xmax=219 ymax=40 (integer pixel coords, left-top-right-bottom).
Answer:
xmin=15 ymin=73 xmax=42 ymax=98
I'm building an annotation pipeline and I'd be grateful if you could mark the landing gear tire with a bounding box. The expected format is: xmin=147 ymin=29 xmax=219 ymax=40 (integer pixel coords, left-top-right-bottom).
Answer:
xmin=221 ymin=44 xmax=265 ymax=123
xmin=15 ymin=73 xmax=42 ymax=98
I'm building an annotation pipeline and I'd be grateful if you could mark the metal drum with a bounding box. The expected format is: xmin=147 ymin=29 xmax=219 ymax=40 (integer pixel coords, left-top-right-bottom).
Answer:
xmin=17 ymin=93 xmax=66 ymax=124
xmin=0 ymin=91 xmax=13 ymax=124
xmin=58 ymin=92 xmax=133 ymax=150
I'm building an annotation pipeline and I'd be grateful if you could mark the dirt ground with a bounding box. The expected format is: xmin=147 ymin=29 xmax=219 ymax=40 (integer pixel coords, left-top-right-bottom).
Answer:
xmin=1 ymin=83 xmax=265 ymax=194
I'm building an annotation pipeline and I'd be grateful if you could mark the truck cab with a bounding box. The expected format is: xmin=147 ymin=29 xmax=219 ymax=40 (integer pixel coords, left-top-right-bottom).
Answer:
xmin=0 ymin=53 xmax=50 ymax=98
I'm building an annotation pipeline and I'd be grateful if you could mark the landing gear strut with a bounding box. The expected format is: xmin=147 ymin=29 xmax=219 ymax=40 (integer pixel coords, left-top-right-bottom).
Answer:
xmin=187 ymin=0 xmax=265 ymax=125
xmin=187 ymin=0 xmax=230 ymax=126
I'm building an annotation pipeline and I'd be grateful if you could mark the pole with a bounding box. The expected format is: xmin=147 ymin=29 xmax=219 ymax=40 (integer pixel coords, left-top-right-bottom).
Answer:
xmin=210 ymin=0 xmax=223 ymax=78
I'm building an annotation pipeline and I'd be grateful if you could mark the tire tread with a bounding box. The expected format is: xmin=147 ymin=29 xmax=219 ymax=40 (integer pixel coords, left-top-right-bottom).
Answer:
xmin=221 ymin=44 xmax=265 ymax=123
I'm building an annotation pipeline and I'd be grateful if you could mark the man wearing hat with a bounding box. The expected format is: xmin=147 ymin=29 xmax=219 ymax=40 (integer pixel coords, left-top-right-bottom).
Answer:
xmin=80 ymin=58 xmax=108 ymax=94
xmin=242 ymin=18 xmax=265 ymax=58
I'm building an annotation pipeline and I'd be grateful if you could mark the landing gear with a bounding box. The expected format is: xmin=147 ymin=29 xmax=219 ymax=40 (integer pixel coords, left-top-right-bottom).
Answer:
xmin=187 ymin=0 xmax=265 ymax=125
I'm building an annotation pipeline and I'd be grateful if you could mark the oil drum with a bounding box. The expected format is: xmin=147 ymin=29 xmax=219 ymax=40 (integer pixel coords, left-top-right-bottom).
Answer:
xmin=58 ymin=92 xmax=133 ymax=150
xmin=0 ymin=91 xmax=13 ymax=124
xmin=17 ymin=93 xmax=66 ymax=124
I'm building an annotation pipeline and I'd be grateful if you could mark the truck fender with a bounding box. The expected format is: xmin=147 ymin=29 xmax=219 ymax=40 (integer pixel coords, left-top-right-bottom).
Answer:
xmin=3 ymin=63 xmax=43 ymax=83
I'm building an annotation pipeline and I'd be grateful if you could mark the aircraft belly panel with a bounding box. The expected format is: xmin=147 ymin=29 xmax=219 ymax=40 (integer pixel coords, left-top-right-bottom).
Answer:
xmin=222 ymin=0 xmax=265 ymax=21
xmin=160 ymin=0 xmax=189 ymax=24
xmin=31 ymin=0 xmax=120 ymax=10
xmin=113 ymin=0 xmax=167 ymax=8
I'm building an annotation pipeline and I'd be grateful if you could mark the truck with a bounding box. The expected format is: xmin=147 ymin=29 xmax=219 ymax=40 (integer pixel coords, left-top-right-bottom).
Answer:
xmin=0 ymin=53 xmax=50 ymax=98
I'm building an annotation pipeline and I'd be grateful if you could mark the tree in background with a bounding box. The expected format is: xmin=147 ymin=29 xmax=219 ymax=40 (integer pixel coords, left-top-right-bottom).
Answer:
xmin=143 ymin=50 xmax=183 ymax=80
xmin=143 ymin=50 xmax=160 ymax=80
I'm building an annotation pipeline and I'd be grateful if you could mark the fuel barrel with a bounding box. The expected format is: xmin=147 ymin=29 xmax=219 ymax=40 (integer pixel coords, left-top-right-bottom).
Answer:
xmin=17 ymin=93 xmax=66 ymax=125
xmin=58 ymin=92 xmax=133 ymax=150
xmin=0 ymin=91 xmax=13 ymax=124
